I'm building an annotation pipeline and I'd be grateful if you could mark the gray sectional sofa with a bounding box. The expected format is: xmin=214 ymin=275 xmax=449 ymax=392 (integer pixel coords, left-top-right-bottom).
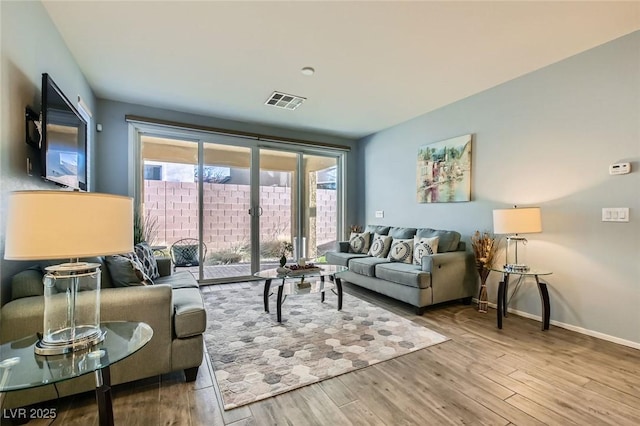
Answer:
xmin=326 ymin=225 xmax=476 ymax=314
xmin=0 ymin=257 xmax=206 ymax=409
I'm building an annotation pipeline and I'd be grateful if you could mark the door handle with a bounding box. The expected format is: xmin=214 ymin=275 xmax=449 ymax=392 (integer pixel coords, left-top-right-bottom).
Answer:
xmin=248 ymin=206 xmax=264 ymax=216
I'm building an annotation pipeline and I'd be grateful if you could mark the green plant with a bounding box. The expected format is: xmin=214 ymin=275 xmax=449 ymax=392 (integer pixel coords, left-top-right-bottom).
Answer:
xmin=133 ymin=209 xmax=158 ymax=245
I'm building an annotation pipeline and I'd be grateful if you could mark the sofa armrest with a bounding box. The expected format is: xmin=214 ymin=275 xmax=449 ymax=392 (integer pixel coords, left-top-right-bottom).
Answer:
xmin=420 ymin=251 xmax=465 ymax=272
xmin=337 ymin=241 xmax=350 ymax=253
xmin=157 ymin=257 xmax=173 ymax=277
xmin=421 ymin=251 xmax=475 ymax=304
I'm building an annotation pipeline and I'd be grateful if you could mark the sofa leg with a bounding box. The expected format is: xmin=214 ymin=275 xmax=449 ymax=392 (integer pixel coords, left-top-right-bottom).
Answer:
xmin=461 ymin=296 xmax=473 ymax=305
xmin=184 ymin=366 xmax=199 ymax=382
xmin=415 ymin=306 xmax=427 ymax=316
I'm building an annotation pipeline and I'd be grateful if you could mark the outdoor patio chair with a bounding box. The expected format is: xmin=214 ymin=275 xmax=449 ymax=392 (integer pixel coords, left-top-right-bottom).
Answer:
xmin=170 ymin=238 xmax=207 ymax=271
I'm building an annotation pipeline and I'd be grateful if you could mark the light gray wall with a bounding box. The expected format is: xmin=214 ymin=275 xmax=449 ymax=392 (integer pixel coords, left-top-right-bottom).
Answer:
xmin=358 ymin=31 xmax=640 ymax=345
xmin=94 ymin=99 xmax=360 ymax=229
xmin=0 ymin=1 xmax=97 ymax=306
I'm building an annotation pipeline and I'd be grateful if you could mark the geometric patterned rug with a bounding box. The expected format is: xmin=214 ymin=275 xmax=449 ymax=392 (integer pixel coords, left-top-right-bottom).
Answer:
xmin=201 ymin=283 xmax=449 ymax=410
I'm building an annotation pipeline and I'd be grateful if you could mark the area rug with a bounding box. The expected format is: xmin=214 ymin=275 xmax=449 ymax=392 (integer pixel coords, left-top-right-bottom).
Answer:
xmin=201 ymin=284 xmax=448 ymax=410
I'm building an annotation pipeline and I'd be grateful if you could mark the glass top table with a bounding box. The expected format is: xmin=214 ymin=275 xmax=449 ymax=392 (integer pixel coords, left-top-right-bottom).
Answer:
xmin=489 ymin=267 xmax=553 ymax=331
xmin=0 ymin=321 xmax=153 ymax=425
xmin=255 ymin=264 xmax=348 ymax=323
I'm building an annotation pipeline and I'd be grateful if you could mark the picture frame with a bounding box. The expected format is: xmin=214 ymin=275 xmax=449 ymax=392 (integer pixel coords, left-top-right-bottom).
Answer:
xmin=416 ymin=134 xmax=472 ymax=203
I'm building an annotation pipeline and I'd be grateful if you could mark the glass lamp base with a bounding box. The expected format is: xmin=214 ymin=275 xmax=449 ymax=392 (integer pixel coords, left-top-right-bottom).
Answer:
xmin=35 ymin=326 xmax=105 ymax=356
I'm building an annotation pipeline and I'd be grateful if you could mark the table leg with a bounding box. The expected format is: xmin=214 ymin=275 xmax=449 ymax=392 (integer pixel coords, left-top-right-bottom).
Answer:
xmin=320 ymin=275 xmax=325 ymax=303
xmin=95 ymin=367 xmax=114 ymax=426
xmin=276 ymin=282 xmax=284 ymax=323
xmin=497 ymin=281 xmax=504 ymax=329
xmin=503 ymin=273 xmax=510 ymax=317
xmin=263 ymin=279 xmax=272 ymax=312
xmin=536 ymin=276 xmax=551 ymax=331
xmin=335 ymin=276 xmax=343 ymax=311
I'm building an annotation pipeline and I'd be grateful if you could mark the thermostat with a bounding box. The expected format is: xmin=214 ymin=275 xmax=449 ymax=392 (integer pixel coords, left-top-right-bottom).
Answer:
xmin=609 ymin=162 xmax=630 ymax=175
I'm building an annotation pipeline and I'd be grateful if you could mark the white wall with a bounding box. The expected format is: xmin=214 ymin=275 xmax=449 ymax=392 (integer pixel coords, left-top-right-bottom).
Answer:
xmin=0 ymin=1 xmax=97 ymax=306
xmin=357 ymin=32 xmax=640 ymax=346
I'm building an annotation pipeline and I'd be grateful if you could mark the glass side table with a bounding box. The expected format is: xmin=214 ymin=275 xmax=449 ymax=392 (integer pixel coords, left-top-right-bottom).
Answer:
xmin=490 ymin=268 xmax=553 ymax=331
xmin=255 ymin=264 xmax=348 ymax=323
xmin=0 ymin=321 xmax=153 ymax=426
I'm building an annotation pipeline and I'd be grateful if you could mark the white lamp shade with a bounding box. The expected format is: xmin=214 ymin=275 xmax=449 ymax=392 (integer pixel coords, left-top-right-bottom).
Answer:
xmin=493 ymin=207 xmax=542 ymax=235
xmin=4 ymin=191 xmax=134 ymax=260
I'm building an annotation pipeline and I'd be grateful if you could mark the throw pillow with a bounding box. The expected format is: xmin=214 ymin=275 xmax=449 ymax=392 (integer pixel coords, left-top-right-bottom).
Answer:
xmin=349 ymin=232 xmax=370 ymax=254
xmin=368 ymin=233 xmax=393 ymax=258
xmin=104 ymin=254 xmax=154 ymax=287
xmin=135 ymin=242 xmax=160 ymax=279
xmin=413 ymin=236 xmax=440 ymax=265
xmin=388 ymin=238 xmax=413 ymax=264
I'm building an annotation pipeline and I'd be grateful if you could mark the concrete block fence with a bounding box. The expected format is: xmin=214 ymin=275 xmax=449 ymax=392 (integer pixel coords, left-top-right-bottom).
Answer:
xmin=143 ymin=181 xmax=337 ymax=256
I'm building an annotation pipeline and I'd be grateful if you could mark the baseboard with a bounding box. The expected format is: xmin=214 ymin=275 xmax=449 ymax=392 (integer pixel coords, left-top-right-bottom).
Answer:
xmin=472 ymin=298 xmax=640 ymax=350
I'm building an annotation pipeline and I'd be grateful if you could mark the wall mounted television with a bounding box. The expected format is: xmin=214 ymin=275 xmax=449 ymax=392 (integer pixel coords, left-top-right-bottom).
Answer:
xmin=38 ymin=73 xmax=88 ymax=191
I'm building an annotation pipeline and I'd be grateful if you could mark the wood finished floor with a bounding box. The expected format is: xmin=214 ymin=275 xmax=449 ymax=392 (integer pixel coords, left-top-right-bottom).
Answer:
xmin=23 ymin=282 xmax=640 ymax=425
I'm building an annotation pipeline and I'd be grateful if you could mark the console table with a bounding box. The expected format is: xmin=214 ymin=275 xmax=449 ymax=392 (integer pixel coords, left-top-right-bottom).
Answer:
xmin=0 ymin=321 xmax=153 ymax=425
xmin=491 ymin=268 xmax=552 ymax=331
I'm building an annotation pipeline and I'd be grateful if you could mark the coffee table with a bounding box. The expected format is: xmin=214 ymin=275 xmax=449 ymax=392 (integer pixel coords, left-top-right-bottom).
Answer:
xmin=255 ymin=264 xmax=347 ymax=322
xmin=0 ymin=321 xmax=152 ymax=426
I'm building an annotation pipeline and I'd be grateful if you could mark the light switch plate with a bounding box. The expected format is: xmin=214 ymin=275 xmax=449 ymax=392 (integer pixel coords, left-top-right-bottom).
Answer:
xmin=375 ymin=210 xmax=384 ymax=218
xmin=602 ymin=208 xmax=629 ymax=222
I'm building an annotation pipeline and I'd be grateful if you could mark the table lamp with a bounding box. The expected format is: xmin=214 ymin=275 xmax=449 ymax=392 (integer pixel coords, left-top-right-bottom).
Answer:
xmin=4 ymin=191 xmax=133 ymax=355
xmin=492 ymin=206 xmax=541 ymax=272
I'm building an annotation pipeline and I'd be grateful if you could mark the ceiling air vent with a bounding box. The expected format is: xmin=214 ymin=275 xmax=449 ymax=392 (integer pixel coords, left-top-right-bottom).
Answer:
xmin=264 ymin=91 xmax=306 ymax=110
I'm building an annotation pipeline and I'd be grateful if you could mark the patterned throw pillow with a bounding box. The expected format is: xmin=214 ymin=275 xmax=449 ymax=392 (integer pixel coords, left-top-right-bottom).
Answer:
xmin=349 ymin=232 xmax=371 ymax=254
xmin=135 ymin=242 xmax=160 ymax=280
xmin=413 ymin=236 xmax=440 ymax=265
xmin=368 ymin=233 xmax=393 ymax=258
xmin=388 ymin=238 xmax=414 ymax=264
xmin=104 ymin=254 xmax=154 ymax=287
xmin=172 ymin=244 xmax=199 ymax=267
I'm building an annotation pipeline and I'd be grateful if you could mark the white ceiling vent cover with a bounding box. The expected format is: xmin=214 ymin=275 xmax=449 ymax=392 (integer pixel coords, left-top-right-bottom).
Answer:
xmin=265 ymin=91 xmax=306 ymax=110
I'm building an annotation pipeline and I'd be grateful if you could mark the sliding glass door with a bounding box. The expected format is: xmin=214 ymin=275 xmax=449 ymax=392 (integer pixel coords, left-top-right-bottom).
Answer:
xmin=257 ymin=149 xmax=339 ymax=267
xmin=135 ymin=125 xmax=344 ymax=284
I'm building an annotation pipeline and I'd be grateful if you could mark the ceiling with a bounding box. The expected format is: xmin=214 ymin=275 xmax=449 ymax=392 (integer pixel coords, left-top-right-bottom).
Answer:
xmin=42 ymin=1 xmax=640 ymax=140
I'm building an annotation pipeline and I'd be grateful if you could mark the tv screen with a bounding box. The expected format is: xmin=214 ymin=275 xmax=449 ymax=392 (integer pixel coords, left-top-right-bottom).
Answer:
xmin=41 ymin=73 xmax=87 ymax=191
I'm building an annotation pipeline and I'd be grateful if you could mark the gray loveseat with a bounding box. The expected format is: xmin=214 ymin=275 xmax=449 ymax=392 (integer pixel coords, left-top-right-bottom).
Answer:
xmin=326 ymin=225 xmax=475 ymax=314
xmin=0 ymin=256 xmax=206 ymax=409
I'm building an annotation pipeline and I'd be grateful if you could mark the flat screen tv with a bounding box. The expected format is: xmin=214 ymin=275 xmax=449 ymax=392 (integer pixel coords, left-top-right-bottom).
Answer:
xmin=41 ymin=73 xmax=87 ymax=191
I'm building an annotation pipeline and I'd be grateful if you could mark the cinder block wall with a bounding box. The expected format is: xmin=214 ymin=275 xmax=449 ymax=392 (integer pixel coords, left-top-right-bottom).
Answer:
xmin=144 ymin=181 xmax=337 ymax=254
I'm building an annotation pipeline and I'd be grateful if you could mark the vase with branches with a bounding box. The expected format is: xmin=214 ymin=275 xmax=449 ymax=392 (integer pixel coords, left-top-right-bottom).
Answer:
xmin=471 ymin=231 xmax=499 ymax=313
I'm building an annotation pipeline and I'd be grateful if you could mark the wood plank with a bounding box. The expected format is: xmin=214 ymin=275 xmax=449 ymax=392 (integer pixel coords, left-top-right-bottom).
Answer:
xmin=189 ymin=386 xmax=226 ymax=426
xmin=505 ymin=394 xmax=579 ymax=426
xmin=318 ymin=376 xmax=358 ymax=407
xmin=158 ymin=372 xmax=192 ymax=426
xmin=339 ymin=400 xmax=386 ymax=426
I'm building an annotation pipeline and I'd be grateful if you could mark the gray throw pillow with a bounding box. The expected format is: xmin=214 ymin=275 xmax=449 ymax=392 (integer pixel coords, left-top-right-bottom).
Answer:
xmin=104 ymin=254 xmax=153 ymax=287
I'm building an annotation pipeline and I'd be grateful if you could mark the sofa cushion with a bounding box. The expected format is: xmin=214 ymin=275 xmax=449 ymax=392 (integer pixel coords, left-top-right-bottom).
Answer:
xmin=135 ymin=242 xmax=160 ymax=279
xmin=388 ymin=238 xmax=414 ymax=264
xmin=388 ymin=227 xmax=417 ymax=239
xmin=349 ymin=232 xmax=370 ymax=254
xmin=325 ymin=251 xmax=369 ymax=267
xmin=172 ymin=287 xmax=206 ymax=338
xmin=364 ymin=225 xmax=390 ymax=236
xmin=368 ymin=233 xmax=393 ymax=258
xmin=413 ymin=236 xmax=439 ymax=265
xmin=154 ymin=271 xmax=199 ymax=290
xmin=416 ymin=228 xmax=461 ymax=253
xmin=349 ymin=256 xmax=390 ymax=277
xmin=375 ymin=262 xmax=432 ymax=289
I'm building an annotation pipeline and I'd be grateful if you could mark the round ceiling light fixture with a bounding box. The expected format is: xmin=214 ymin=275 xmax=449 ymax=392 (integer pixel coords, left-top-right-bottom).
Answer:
xmin=301 ymin=67 xmax=315 ymax=76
